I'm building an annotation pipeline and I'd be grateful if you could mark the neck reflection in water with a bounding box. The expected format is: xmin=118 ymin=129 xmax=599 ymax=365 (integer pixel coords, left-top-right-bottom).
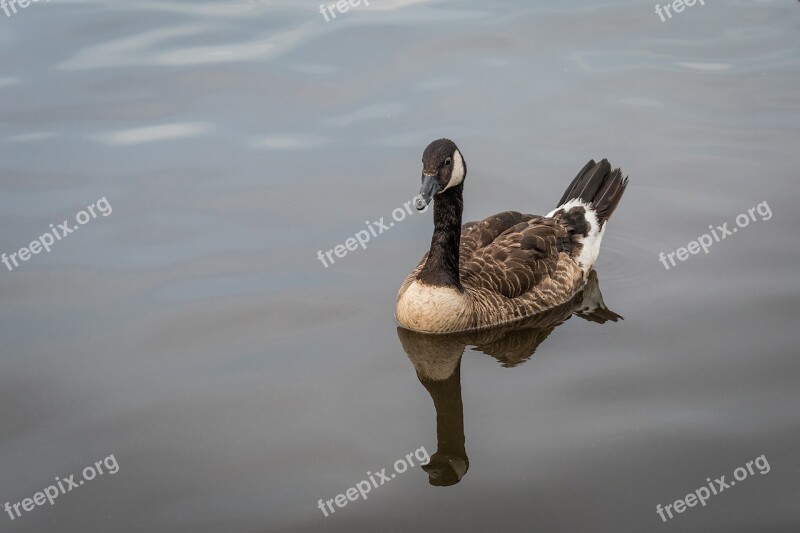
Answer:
xmin=396 ymin=270 xmax=621 ymax=486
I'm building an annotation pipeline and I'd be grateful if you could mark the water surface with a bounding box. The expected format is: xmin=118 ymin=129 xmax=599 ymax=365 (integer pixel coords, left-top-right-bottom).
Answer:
xmin=1 ymin=1 xmax=799 ymax=532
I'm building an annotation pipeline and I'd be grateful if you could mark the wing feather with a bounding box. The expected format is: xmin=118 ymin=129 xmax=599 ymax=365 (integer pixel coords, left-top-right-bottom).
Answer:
xmin=460 ymin=213 xmax=576 ymax=299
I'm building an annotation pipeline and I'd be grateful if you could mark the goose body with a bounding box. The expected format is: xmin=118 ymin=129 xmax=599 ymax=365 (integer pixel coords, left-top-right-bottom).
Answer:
xmin=396 ymin=139 xmax=628 ymax=334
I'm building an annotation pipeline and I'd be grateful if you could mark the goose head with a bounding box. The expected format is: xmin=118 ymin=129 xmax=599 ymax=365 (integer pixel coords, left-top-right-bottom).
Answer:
xmin=414 ymin=138 xmax=467 ymax=210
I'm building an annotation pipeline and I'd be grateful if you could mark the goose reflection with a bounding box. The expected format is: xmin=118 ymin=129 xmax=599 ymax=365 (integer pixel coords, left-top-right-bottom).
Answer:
xmin=397 ymin=270 xmax=621 ymax=486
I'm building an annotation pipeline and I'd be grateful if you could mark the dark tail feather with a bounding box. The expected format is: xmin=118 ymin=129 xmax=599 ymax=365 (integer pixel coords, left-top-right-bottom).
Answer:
xmin=557 ymin=159 xmax=628 ymax=225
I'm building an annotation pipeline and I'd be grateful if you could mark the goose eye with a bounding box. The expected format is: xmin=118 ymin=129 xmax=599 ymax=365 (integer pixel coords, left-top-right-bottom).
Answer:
xmin=444 ymin=158 xmax=451 ymax=166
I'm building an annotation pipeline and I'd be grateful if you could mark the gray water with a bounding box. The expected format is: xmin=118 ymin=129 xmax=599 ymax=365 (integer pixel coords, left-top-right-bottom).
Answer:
xmin=1 ymin=1 xmax=799 ymax=532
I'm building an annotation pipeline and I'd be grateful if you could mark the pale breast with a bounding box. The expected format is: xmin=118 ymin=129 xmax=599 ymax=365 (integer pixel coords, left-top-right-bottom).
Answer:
xmin=395 ymin=280 xmax=470 ymax=333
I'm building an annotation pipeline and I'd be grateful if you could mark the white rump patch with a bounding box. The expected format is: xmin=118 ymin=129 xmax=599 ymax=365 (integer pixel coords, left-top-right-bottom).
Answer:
xmin=547 ymin=198 xmax=604 ymax=273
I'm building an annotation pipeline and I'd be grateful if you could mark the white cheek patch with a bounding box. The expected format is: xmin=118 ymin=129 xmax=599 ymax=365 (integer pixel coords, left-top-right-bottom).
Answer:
xmin=441 ymin=149 xmax=465 ymax=192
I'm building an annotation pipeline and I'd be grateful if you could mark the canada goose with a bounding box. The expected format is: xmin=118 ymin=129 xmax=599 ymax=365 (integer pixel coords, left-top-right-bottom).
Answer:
xmin=396 ymin=139 xmax=628 ymax=334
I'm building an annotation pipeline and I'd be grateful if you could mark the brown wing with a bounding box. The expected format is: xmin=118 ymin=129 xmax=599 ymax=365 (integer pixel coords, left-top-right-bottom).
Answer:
xmin=458 ymin=211 xmax=535 ymax=264
xmin=460 ymin=213 xmax=576 ymax=299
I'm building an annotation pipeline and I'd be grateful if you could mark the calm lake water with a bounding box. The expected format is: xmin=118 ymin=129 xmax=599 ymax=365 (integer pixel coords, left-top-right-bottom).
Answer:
xmin=1 ymin=1 xmax=799 ymax=532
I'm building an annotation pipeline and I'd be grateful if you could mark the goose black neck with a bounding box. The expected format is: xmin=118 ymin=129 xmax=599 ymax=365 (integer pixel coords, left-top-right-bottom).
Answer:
xmin=418 ymin=185 xmax=463 ymax=289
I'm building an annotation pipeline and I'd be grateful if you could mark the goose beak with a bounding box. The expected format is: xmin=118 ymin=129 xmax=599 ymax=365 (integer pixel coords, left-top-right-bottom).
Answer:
xmin=414 ymin=173 xmax=440 ymax=210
